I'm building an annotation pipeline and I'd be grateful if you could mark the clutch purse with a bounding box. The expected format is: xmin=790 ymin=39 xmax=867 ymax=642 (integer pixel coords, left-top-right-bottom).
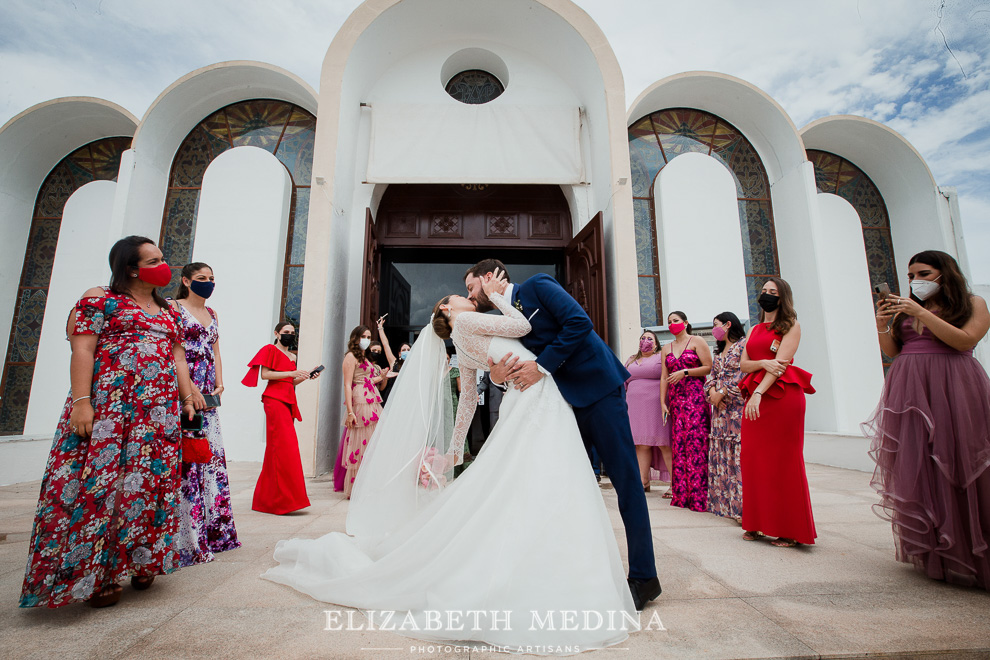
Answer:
xmin=181 ymin=435 xmax=213 ymax=463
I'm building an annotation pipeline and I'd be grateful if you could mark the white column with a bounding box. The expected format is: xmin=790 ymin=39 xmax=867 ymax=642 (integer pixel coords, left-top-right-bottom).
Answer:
xmin=192 ymin=146 xmax=292 ymax=462
xmin=654 ymin=152 xmax=750 ymax=324
xmin=24 ymin=181 xmax=117 ymax=435
xmin=814 ymin=193 xmax=886 ymax=433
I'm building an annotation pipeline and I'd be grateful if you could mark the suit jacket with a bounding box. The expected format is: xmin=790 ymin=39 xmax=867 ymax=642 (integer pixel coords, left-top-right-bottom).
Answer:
xmin=513 ymin=273 xmax=630 ymax=408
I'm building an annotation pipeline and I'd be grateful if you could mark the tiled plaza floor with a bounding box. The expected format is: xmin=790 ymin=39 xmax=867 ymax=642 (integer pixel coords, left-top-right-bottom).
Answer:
xmin=1 ymin=460 xmax=988 ymax=659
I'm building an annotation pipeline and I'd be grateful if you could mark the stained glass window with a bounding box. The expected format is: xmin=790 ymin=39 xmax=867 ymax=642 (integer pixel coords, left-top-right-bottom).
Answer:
xmin=0 ymin=137 xmax=132 ymax=434
xmin=628 ymin=109 xmax=780 ymax=326
xmin=159 ymin=99 xmax=316 ymax=326
xmin=445 ymin=70 xmax=504 ymax=105
xmin=808 ymin=149 xmax=897 ymax=369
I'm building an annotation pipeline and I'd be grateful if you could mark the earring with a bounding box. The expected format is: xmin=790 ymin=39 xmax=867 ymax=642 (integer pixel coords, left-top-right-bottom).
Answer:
xmin=131 ymin=273 xmax=138 ymax=278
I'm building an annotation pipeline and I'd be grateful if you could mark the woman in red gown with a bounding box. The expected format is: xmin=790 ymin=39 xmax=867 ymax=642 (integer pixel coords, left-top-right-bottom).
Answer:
xmin=242 ymin=322 xmax=321 ymax=514
xmin=739 ymin=277 xmax=817 ymax=547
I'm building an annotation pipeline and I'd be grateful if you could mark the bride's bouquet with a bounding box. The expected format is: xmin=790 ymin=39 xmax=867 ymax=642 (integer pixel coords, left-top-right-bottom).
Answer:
xmin=418 ymin=447 xmax=449 ymax=490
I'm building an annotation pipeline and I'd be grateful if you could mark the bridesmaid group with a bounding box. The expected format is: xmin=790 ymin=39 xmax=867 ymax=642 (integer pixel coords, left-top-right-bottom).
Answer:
xmin=626 ymin=281 xmax=819 ymax=548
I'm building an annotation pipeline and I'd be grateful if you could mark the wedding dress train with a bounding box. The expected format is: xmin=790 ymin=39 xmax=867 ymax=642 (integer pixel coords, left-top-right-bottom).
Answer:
xmin=262 ymin=293 xmax=638 ymax=653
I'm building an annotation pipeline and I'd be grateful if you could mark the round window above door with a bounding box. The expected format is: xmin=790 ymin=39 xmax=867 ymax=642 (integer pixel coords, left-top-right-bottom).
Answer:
xmin=445 ymin=70 xmax=504 ymax=105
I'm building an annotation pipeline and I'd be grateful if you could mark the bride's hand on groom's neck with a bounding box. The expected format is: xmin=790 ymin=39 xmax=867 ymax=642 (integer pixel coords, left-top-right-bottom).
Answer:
xmin=482 ymin=268 xmax=509 ymax=297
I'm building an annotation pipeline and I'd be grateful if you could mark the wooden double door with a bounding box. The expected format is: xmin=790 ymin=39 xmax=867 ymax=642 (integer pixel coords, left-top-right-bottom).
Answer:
xmin=361 ymin=184 xmax=609 ymax=344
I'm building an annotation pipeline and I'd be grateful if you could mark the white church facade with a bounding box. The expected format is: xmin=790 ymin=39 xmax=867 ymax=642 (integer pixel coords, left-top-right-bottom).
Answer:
xmin=0 ymin=0 xmax=981 ymax=484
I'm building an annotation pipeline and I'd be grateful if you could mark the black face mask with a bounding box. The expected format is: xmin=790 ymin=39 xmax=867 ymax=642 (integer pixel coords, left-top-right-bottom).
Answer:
xmin=758 ymin=293 xmax=780 ymax=313
xmin=278 ymin=333 xmax=298 ymax=350
xmin=369 ymin=351 xmax=386 ymax=367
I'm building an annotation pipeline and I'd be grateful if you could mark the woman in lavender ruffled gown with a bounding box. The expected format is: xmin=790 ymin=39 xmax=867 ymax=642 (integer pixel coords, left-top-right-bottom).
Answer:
xmin=866 ymin=250 xmax=990 ymax=589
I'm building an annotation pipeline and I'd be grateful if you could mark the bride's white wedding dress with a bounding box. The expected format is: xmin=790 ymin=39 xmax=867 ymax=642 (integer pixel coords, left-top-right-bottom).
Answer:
xmin=262 ymin=292 xmax=638 ymax=653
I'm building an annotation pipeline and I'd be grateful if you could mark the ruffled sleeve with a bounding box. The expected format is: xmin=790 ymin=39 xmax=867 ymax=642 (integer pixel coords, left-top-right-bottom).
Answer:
xmin=72 ymin=291 xmax=112 ymax=336
xmin=242 ymin=344 xmax=282 ymax=387
xmin=740 ymin=364 xmax=815 ymax=399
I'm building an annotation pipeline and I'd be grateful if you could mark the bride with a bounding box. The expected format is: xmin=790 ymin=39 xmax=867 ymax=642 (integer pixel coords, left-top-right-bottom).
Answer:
xmin=262 ymin=270 xmax=639 ymax=653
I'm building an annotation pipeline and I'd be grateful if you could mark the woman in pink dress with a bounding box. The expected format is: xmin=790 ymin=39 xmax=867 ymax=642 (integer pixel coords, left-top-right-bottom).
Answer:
xmin=866 ymin=250 xmax=990 ymax=588
xmin=625 ymin=330 xmax=671 ymax=492
xmin=660 ymin=311 xmax=712 ymax=512
xmin=339 ymin=324 xmax=386 ymax=498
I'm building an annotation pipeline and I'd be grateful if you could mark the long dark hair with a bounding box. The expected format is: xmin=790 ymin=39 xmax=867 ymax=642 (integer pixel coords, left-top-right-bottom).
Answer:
xmin=346 ymin=325 xmax=371 ymax=362
xmin=713 ymin=311 xmax=746 ymax=355
xmin=891 ymin=250 xmax=973 ymax=346
xmin=759 ymin=277 xmax=797 ymax=335
xmin=668 ymin=310 xmax=693 ymax=335
xmin=108 ymin=235 xmax=167 ymax=308
xmin=176 ymin=262 xmax=212 ymax=300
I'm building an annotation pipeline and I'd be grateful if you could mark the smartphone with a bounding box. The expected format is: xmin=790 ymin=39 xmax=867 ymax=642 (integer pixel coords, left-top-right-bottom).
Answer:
xmin=770 ymin=339 xmax=780 ymax=354
xmin=180 ymin=413 xmax=204 ymax=432
xmin=310 ymin=365 xmax=325 ymax=378
xmin=201 ymin=394 xmax=221 ymax=408
xmin=874 ymin=282 xmax=891 ymax=301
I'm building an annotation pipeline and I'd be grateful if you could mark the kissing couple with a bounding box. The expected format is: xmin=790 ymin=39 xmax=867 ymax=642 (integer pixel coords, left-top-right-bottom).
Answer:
xmin=263 ymin=259 xmax=661 ymax=652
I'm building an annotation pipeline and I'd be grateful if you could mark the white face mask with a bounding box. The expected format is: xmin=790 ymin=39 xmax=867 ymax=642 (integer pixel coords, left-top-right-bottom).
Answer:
xmin=359 ymin=338 xmax=371 ymax=350
xmin=910 ymin=276 xmax=941 ymax=301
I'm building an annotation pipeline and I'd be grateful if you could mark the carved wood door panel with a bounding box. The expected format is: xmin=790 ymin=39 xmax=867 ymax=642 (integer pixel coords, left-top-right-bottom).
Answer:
xmin=565 ymin=212 xmax=608 ymax=343
xmin=360 ymin=208 xmax=381 ymax=329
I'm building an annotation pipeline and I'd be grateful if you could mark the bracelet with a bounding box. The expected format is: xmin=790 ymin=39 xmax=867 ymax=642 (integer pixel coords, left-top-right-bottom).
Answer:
xmin=753 ymin=391 xmax=763 ymax=397
xmin=181 ymin=394 xmax=193 ymax=403
xmin=877 ymin=327 xmax=891 ymax=334
xmin=71 ymin=395 xmax=91 ymax=405
xmin=347 ymin=411 xmax=356 ymax=417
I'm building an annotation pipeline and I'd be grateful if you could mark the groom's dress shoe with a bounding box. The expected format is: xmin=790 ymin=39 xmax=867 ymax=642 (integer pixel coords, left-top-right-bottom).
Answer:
xmin=627 ymin=577 xmax=662 ymax=610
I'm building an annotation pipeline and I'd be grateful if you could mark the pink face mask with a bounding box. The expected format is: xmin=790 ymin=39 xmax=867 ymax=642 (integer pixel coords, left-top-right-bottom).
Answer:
xmin=668 ymin=322 xmax=686 ymax=336
xmin=712 ymin=326 xmax=727 ymax=341
xmin=639 ymin=338 xmax=655 ymax=353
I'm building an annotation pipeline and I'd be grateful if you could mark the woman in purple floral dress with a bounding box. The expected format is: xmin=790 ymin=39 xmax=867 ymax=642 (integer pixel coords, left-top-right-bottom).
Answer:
xmin=704 ymin=311 xmax=747 ymax=521
xmin=660 ymin=311 xmax=712 ymax=512
xmin=171 ymin=263 xmax=240 ymax=566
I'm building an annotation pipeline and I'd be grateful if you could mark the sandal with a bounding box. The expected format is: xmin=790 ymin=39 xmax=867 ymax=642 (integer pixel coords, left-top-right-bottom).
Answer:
xmin=742 ymin=530 xmax=765 ymax=541
xmin=662 ymin=489 xmax=673 ymax=499
xmin=643 ymin=483 xmax=651 ymax=493
xmin=88 ymin=583 xmax=122 ymax=608
xmin=131 ymin=576 xmax=155 ymax=591
xmin=770 ymin=537 xmax=798 ymax=548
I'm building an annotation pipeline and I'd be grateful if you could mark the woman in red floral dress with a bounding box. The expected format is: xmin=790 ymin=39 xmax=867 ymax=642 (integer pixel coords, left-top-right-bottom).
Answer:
xmin=20 ymin=236 xmax=204 ymax=608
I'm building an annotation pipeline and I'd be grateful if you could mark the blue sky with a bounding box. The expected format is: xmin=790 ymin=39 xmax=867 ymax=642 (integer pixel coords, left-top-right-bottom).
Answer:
xmin=1 ymin=0 xmax=987 ymax=282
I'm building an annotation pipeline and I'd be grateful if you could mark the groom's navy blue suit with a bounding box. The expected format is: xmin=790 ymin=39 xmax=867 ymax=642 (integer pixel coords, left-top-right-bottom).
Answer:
xmin=512 ymin=273 xmax=657 ymax=581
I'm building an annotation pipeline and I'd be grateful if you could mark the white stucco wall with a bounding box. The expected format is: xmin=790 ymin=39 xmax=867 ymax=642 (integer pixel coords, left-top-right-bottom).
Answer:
xmin=23 ymin=181 xmax=117 ymax=437
xmin=192 ymin=146 xmax=292 ymax=462
xmin=653 ymin=152 xmax=749 ymax=325
xmin=813 ymin=193 xmax=886 ymax=433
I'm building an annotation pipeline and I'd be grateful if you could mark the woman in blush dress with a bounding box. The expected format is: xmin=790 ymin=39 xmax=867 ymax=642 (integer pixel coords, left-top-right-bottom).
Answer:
xmin=171 ymin=262 xmax=240 ymax=566
xmin=705 ymin=311 xmax=747 ymax=522
xmin=740 ymin=278 xmax=816 ymax=547
xmin=625 ymin=330 xmax=671 ymax=492
xmin=867 ymin=250 xmax=990 ymax=588
xmin=338 ymin=324 xmax=386 ymax=498
xmin=243 ymin=322 xmax=320 ymax=515
xmin=660 ymin=311 xmax=712 ymax=512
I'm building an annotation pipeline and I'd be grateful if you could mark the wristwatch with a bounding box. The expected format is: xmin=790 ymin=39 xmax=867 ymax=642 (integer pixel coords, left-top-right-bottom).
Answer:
xmin=683 ymin=369 xmax=689 ymax=377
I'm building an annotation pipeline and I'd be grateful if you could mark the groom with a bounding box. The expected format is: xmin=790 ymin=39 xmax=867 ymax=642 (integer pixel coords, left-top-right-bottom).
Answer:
xmin=465 ymin=259 xmax=661 ymax=610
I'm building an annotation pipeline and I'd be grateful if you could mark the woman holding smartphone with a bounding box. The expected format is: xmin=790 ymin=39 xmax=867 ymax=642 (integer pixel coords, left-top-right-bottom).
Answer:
xmin=338 ymin=324 xmax=386 ymax=498
xmin=171 ymin=262 xmax=240 ymax=566
xmin=868 ymin=250 xmax=990 ymax=589
xmin=242 ymin=322 xmax=321 ymax=515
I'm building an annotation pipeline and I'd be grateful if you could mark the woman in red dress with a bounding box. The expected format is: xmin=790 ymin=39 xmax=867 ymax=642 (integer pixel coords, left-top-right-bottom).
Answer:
xmin=739 ymin=277 xmax=817 ymax=547
xmin=242 ymin=322 xmax=321 ymax=514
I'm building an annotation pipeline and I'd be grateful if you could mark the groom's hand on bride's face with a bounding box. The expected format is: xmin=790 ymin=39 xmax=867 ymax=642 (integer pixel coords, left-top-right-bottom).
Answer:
xmin=512 ymin=361 xmax=544 ymax=392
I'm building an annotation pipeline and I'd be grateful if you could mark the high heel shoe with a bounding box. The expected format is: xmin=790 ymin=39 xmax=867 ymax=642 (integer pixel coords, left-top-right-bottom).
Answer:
xmin=131 ymin=576 xmax=155 ymax=591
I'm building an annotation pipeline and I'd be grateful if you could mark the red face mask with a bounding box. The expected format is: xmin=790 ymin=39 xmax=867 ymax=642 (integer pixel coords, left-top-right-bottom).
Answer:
xmin=138 ymin=263 xmax=172 ymax=287
xmin=668 ymin=322 xmax=686 ymax=335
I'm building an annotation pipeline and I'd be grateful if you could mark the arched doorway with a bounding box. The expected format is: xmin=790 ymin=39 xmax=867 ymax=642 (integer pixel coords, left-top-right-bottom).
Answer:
xmin=363 ymin=184 xmax=608 ymax=346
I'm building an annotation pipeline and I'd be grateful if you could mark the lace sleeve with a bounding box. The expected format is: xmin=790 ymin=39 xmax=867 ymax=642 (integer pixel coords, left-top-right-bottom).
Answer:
xmin=455 ymin=292 xmax=531 ymax=342
xmin=448 ymin=365 xmax=477 ymax=465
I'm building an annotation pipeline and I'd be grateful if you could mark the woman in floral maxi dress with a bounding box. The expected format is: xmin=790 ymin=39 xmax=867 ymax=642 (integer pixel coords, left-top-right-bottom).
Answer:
xmin=705 ymin=311 xmax=747 ymax=521
xmin=20 ymin=237 xmax=203 ymax=608
xmin=172 ymin=262 xmax=240 ymax=566
xmin=339 ymin=325 xmax=385 ymax=498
